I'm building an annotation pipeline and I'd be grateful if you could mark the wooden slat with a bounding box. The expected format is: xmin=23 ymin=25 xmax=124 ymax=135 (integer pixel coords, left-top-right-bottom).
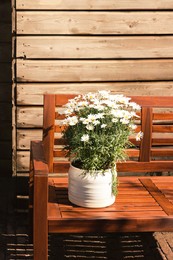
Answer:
xmin=130 ymin=96 xmax=173 ymax=107
xmin=16 ymin=107 xmax=173 ymax=130
xmin=17 ymin=107 xmax=43 ymax=127
xmin=48 ymin=217 xmax=173 ymax=233
xmin=16 ymin=82 xmax=173 ymax=105
xmin=17 ymin=36 xmax=173 ymax=59
xmin=153 ymin=113 xmax=173 ymax=120
xmin=61 ymin=210 xmax=167 ymax=219
xmin=140 ymin=178 xmax=173 ymax=215
xmin=54 ymin=138 xmax=66 ymax=146
xmin=140 ymin=107 xmax=152 ymax=162
xmin=53 ymin=161 xmax=70 ymax=173
xmin=17 ymin=151 xmax=30 ymax=172
xmin=55 ymin=114 xmax=65 ymax=121
xmin=48 ymin=203 xmax=62 ymax=219
xmin=55 ymin=136 xmax=146 ymax=146
xmin=151 ymin=148 xmax=173 ymax=157
xmin=17 ymin=150 xmax=75 ymax=173
xmin=126 ymin=148 xmax=173 ymax=158
xmin=17 ymin=11 xmax=173 ymax=35
xmin=117 ymin=161 xmax=173 ymax=172
xmin=153 ymin=125 xmax=173 ymax=133
xmin=152 ymin=133 xmax=173 ymax=145
xmin=152 ymin=140 xmax=173 ymax=145
xmin=59 ymin=204 xmax=161 ymax=211
xmin=53 ymin=150 xmax=67 ymax=158
xmin=55 ymin=94 xmax=79 ymax=107
xmin=16 ymin=0 xmax=173 ymax=10
xmin=53 ymin=160 xmax=173 ymax=174
xmin=56 ymin=95 xmax=173 ymax=108
xmin=42 ymin=94 xmax=56 ymax=172
xmin=17 ymin=148 xmax=173 ymax=172
xmin=17 ymin=129 xmax=42 ymax=150
xmin=17 ymin=60 xmax=173 ymax=82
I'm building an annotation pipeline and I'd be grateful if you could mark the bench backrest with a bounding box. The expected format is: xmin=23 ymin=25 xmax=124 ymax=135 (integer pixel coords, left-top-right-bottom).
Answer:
xmin=43 ymin=94 xmax=173 ymax=174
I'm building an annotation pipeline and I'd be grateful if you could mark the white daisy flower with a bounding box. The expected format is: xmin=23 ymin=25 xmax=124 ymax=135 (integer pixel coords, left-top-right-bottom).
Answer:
xmin=112 ymin=118 xmax=118 ymax=123
xmin=136 ymin=131 xmax=143 ymax=141
xmin=64 ymin=108 xmax=74 ymax=115
xmin=93 ymin=120 xmax=100 ymax=126
xmin=87 ymin=114 xmax=98 ymax=123
xmin=67 ymin=116 xmax=78 ymax=126
xmin=129 ymin=102 xmax=141 ymax=110
xmin=120 ymin=118 xmax=129 ymax=124
xmin=81 ymin=134 xmax=89 ymax=142
xmin=86 ymin=124 xmax=94 ymax=130
xmin=101 ymin=124 xmax=107 ymax=128
xmin=129 ymin=124 xmax=137 ymax=130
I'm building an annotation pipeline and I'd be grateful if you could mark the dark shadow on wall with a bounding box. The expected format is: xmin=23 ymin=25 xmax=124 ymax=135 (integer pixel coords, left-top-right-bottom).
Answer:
xmin=0 ymin=0 xmax=12 ymax=177
xmin=0 ymin=1 xmax=16 ymax=248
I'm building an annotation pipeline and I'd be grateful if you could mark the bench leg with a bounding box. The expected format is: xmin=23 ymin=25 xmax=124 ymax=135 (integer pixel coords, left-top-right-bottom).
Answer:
xmin=33 ymin=175 xmax=48 ymax=260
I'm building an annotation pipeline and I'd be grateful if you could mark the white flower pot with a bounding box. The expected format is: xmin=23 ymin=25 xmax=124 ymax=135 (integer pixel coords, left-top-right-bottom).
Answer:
xmin=68 ymin=164 xmax=117 ymax=208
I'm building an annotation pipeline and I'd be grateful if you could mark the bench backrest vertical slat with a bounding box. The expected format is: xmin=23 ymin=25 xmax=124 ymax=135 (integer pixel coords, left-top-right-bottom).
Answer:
xmin=43 ymin=94 xmax=55 ymax=172
xmin=139 ymin=107 xmax=152 ymax=162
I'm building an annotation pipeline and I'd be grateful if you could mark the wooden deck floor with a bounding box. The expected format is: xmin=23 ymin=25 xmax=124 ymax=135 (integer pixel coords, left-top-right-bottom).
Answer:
xmin=0 ymin=178 xmax=173 ymax=259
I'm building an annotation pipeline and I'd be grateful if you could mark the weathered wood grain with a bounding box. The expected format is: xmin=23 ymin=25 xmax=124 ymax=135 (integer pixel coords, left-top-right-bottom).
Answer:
xmin=17 ymin=151 xmax=30 ymax=172
xmin=17 ymin=108 xmax=173 ymax=131
xmin=17 ymin=11 xmax=173 ymax=35
xmin=17 ymin=129 xmax=42 ymax=150
xmin=17 ymin=82 xmax=173 ymax=105
xmin=17 ymin=107 xmax=43 ymax=128
xmin=17 ymin=60 xmax=173 ymax=82
xmin=16 ymin=0 xmax=173 ymax=10
xmin=17 ymin=36 xmax=173 ymax=59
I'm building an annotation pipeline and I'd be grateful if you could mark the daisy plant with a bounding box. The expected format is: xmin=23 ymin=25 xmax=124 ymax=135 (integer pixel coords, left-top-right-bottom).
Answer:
xmin=61 ymin=90 xmax=141 ymax=174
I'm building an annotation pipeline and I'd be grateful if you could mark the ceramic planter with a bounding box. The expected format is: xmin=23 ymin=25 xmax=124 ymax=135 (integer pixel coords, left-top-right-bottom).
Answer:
xmin=68 ymin=164 xmax=117 ymax=208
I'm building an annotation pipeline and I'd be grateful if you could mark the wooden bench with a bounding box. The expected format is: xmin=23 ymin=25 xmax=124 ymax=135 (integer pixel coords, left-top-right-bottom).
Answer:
xmin=30 ymin=94 xmax=173 ymax=260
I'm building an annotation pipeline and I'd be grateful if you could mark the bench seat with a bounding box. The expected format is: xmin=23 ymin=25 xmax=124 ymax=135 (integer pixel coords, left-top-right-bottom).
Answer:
xmin=48 ymin=176 xmax=173 ymax=233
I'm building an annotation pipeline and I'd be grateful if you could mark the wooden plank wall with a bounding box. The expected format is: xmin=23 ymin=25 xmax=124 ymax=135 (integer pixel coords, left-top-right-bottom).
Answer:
xmin=0 ymin=0 xmax=12 ymax=177
xmin=15 ymin=0 xmax=173 ymax=184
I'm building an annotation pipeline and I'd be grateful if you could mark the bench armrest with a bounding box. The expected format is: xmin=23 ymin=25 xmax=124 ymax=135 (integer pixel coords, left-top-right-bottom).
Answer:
xmin=30 ymin=140 xmax=49 ymax=255
xmin=30 ymin=140 xmax=49 ymax=176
